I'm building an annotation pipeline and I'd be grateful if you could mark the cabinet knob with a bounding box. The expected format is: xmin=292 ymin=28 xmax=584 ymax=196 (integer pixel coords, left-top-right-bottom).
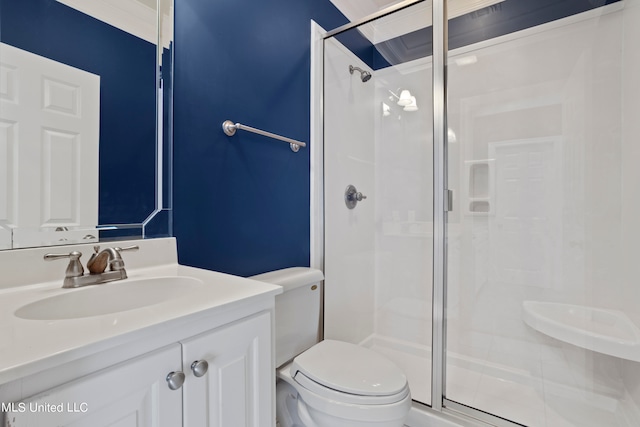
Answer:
xmin=191 ymin=360 xmax=209 ymax=377
xmin=166 ymin=371 xmax=185 ymax=390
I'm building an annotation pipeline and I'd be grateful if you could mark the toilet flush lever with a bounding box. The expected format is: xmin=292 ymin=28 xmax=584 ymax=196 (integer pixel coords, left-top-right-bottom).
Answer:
xmin=345 ymin=185 xmax=367 ymax=209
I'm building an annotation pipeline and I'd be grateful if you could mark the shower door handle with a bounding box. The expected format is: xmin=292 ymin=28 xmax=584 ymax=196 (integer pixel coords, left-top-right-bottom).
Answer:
xmin=345 ymin=185 xmax=367 ymax=209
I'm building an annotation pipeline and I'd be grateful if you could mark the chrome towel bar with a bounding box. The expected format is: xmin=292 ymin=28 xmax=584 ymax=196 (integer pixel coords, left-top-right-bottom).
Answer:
xmin=222 ymin=120 xmax=306 ymax=152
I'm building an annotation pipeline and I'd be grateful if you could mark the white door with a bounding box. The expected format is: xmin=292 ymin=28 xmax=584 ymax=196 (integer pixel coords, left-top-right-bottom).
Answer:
xmin=181 ymin=312 xmax=273 ymax=427
xmin=3 ymin=344 xmax=183 ymax=427
xmin=0 ymin=42 xmax=99 ymax=248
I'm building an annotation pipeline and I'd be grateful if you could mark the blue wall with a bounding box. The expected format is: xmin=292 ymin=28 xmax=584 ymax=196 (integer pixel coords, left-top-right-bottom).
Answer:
xmin=173 ymin=0 xmax=348 ymax=276
xmin=0 ymin=0 xmax=157 ymax=225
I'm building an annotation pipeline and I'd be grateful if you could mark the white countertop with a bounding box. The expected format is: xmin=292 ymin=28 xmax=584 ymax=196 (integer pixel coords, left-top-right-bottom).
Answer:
xmin=0 ymin=239 xmax=282 ymax=386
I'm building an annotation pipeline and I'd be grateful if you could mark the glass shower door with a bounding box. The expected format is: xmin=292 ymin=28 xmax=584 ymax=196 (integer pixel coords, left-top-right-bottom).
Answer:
xmin=322 ymin=0 xmax=434 ymax=406
xmin=445 ymin=1 xmax=640 ymax=426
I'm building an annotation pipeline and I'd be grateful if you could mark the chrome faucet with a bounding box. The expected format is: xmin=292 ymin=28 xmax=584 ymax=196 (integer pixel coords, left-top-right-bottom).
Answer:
xmin=44 ymin=245 xmax=139 ymax=288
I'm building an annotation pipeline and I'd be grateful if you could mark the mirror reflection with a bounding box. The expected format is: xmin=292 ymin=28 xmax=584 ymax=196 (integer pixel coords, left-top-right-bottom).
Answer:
xmin=0 ymin=0 xmax=173 ymax=250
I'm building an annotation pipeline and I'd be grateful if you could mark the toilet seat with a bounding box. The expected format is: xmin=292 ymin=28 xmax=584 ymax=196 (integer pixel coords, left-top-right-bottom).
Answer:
xmin=277 ymin=361 xmax=411 ymax=425
xmin=290 ymin=340 xmax=409 ymax=404
xmin=294 ymin=370 xmax=410 ymax=405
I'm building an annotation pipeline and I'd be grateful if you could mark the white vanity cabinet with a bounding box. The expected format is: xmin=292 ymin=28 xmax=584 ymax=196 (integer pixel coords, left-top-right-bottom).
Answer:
xmin=2 ymin=311 xmax=274 ymax=427
xmin=182 ymin=311 xmax=272 ymax=426
xmin=4 ymin=344 xmax=184 ymax=427
xmin=0 ymin=238 xmax=281 ymax=427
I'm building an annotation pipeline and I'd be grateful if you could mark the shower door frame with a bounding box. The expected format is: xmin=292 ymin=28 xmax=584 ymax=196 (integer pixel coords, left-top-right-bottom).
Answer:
xmin=312 ymin=0 xmax=449 ymax=414
xmin=309 ymin=0 xmax=450 ymax=412
xmin=312 ymin=1 xmax=528 ymax=426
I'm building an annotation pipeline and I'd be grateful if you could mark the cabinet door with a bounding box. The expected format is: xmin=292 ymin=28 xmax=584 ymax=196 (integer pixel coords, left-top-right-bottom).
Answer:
xmin=3 ymin=344 xmax=183 ymax=427
xmin=182 ymin=311 xmax=273 ymax=427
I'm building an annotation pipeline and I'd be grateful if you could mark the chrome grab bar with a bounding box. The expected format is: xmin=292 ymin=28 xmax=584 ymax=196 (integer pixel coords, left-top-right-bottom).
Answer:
xmin=222 ymin=120 xmax=306 ymax=152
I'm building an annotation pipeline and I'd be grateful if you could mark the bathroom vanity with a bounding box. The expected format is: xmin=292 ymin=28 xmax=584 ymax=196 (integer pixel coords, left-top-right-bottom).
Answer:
xmin=0 ymin=238 xmax=281 ymax=426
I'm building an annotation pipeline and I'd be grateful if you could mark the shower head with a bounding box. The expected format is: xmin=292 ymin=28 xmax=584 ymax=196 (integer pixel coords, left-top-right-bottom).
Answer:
xmin=349 ymin=65 xmax=372 ymax=82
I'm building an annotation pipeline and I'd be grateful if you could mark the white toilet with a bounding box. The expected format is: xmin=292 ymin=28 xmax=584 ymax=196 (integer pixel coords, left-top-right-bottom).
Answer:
xmin=251 ymin=267 xmax=411 ymax=427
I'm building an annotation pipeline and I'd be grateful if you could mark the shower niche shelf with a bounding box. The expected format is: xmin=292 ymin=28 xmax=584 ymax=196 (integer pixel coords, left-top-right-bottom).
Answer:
xmin=523 ymin=301 xmax=640 ymax=362
xmin=464 ymin=159 xmax=495 ymax=216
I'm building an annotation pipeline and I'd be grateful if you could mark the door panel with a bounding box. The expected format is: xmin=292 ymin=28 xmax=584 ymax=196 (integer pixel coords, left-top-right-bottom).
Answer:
xmin=0 ymin=42 xmax=99 ymax=248
xmin=181 ymin=312 xmax=273 ymax=427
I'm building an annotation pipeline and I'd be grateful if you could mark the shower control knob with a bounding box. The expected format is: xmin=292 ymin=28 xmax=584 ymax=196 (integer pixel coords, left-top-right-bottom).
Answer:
xmin=166 ymin=371 xmax=186 ymax=390
xmin=191 ymin=360 xmax=209 ymax=377
xmin=345 ymin=185 xmax=367 ymax=209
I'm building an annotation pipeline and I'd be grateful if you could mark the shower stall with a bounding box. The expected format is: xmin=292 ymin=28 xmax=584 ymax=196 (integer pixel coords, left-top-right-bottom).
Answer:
xmin=316 ymin=0 xmax=640 ymax=426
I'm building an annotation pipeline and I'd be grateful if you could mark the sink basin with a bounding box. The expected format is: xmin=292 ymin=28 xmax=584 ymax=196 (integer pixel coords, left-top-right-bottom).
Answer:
xmin=15 ymin=276 xmax=203 ymax=320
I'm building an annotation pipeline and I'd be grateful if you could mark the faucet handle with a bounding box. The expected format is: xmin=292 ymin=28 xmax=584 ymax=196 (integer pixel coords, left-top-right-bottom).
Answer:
xmin=108 ymin=245 xmax=139 ymax=271
xmin=44 ymin=251 xmax=84 ymax=278
xmin=115 ymin=245 xmax=139 ymax=253
xmin=44 ymin=251 xmax=82 ymax=261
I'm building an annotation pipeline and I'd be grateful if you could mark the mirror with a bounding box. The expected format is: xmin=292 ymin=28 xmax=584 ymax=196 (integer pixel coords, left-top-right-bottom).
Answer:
xmin=0 ymin=0 xmax=173 ymax=250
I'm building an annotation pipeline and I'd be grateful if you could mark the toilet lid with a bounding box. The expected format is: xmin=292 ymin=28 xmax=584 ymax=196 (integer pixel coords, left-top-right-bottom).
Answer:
xmin=291 ymin=340 xmax=407 ymax=396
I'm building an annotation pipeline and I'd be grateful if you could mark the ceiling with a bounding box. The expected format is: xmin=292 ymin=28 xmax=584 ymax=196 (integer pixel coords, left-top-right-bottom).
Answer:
xmin=329 ymin=0 xmax=403 ymax=24
xmin=56 ymin=0 xmax=172 ymax=46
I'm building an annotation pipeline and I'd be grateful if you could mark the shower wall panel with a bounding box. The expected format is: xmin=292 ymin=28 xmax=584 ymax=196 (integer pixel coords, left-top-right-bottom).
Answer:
xmin=323 ymin=37 xmax=376 ymax=345
xmin=448 ymin=8 xmax=623 ymax=350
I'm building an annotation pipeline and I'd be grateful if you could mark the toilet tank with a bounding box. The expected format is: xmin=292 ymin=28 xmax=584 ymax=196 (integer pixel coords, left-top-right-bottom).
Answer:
xmin=250 ymin=267 xmax=324 ymax=367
